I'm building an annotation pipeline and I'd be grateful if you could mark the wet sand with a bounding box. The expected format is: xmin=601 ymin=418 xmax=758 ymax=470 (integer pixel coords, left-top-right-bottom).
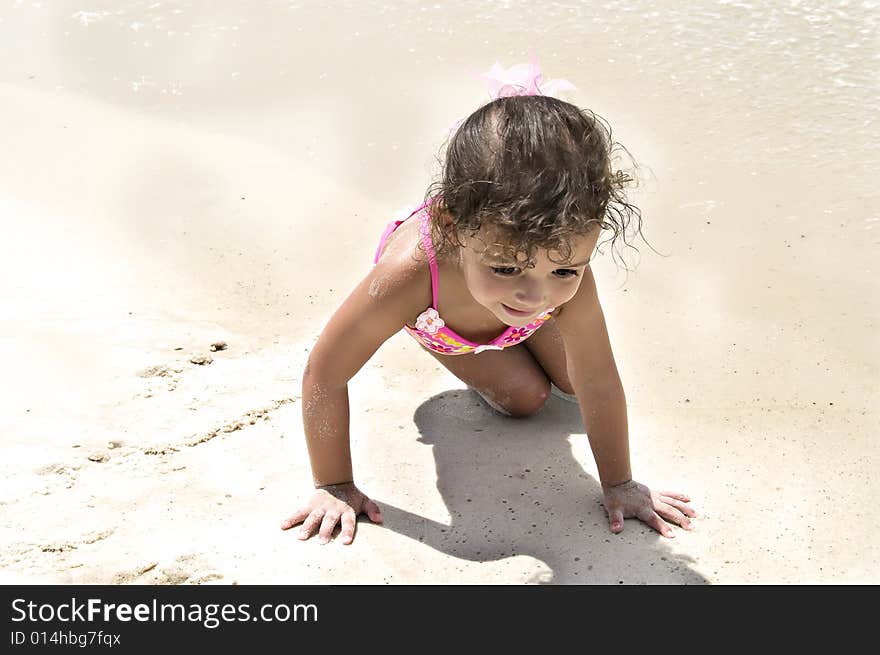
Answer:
xmin=0 ymin=1 xmax=877 ymax=583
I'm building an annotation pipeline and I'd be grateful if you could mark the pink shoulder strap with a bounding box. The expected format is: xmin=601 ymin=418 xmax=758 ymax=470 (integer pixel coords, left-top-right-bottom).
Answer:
xmin=373 ymin=220 xmax=404 ymax=265
xmin=418 ymin=210 xmax=440 ymax=309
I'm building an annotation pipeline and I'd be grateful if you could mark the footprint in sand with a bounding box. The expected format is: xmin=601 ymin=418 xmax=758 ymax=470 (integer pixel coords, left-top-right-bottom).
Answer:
xmin=33 ymin=461 xmax=80 ymax=493
xmin=137 ymin=365 xmax=175 ymax=378
xmin=136 ymin=364 xmax=184 ymax=395
xmin=115 ymin=554 xmax=225 ymax=585
xmin=40 ymin=528 xmax=114 ymax=554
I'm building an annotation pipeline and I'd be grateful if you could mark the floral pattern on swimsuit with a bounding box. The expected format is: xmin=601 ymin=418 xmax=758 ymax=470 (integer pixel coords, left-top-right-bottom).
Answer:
xmin=404 ymin=308 xmax=555 ymax=356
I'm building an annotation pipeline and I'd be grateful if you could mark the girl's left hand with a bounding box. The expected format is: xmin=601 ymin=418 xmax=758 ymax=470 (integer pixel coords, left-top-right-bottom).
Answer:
xmin=602 ymin=479 xmax=697 ymax=538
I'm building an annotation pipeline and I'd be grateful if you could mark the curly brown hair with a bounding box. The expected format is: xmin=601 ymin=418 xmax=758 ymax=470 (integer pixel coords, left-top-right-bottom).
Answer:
xmin=420 ymin=95 xmax=645 ymax=268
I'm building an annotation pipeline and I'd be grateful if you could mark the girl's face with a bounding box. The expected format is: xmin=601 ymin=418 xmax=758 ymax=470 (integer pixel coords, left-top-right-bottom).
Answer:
xmin=456 ymin=224 xmax=601 ymax=327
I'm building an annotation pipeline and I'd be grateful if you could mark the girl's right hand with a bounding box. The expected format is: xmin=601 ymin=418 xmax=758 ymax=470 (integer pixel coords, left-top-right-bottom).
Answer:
xmin=280 ymin=482 xmax=383 ymax=545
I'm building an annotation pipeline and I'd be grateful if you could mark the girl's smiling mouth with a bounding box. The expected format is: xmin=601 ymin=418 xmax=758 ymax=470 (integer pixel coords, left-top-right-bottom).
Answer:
xmin=501 ymin=303 xmax=539 ymax=317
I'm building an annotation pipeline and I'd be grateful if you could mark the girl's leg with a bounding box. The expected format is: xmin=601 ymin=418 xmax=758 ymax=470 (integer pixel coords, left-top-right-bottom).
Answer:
xmin=423 ymin=344 xmax=551 ymax=418
xmin=520 ymin=316 xmax=576 ymax=395
xmin=422 ymin=317 xmax=575 ymax=417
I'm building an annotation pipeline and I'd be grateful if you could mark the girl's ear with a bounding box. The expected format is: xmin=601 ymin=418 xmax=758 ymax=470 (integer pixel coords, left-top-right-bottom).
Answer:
xmin=438 ymin=211 xmax=463 ymax=246
xmin=445 ymin=218 xmax=469 ymax=250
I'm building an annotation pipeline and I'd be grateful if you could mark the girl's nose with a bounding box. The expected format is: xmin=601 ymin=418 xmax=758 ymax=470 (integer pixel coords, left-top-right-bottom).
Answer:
xmin=514 ymin=280 xmax=544 ymax=306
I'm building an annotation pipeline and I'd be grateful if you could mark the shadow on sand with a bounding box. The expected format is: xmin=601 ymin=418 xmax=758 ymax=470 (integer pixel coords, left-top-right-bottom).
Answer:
xmin=374 ymin=389 xmax=707 ymax=584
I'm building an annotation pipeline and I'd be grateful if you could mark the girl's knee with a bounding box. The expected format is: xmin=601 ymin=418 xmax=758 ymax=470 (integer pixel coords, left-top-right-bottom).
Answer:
xmin=506 ymin=380 xmax=551 ymax=418
xmin=469 ymin=379 xmax=550 ymax=418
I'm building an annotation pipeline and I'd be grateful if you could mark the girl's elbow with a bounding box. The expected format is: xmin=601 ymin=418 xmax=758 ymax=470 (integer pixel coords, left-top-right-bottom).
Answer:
xmin=302 ymin=352 xmax=355 ymax=390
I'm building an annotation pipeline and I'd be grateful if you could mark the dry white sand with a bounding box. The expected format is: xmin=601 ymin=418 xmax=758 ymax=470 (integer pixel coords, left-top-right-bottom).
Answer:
xmin=1 ymin=1 xmax=877 ymax=584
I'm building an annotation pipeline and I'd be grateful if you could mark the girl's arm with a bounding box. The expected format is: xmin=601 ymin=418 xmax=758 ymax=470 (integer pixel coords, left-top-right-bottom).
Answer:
xmin=553 ymin=267 xmax=696 ymax=537
xmin=301 ymin=255 xmax=426 ymax=487
xmin=553 ymin=266 xmax=631 ymax=486
xmin=283 ymin=254 xmax=427 ymax=544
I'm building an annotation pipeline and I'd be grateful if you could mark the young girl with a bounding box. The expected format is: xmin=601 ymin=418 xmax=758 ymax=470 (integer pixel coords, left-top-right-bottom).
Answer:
xmin=281 ymin=59 xmax=697 ymax=546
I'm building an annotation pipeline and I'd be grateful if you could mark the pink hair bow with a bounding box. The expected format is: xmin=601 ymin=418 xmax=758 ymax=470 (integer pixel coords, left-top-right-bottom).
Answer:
xmin=479 ymin=51 xmax=576 ymax=99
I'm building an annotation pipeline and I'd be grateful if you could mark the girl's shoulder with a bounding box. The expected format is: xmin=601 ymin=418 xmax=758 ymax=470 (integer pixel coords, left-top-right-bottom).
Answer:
xmin=369 ymin=217 xmax=433 ymax=318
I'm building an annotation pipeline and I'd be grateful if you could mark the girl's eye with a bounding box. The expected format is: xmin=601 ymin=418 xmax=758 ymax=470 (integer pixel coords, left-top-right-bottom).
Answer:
xmin=554 ymin=269 xmax=580 ymax=278
xmin=492 ymin=267 xmax=520 ymax=276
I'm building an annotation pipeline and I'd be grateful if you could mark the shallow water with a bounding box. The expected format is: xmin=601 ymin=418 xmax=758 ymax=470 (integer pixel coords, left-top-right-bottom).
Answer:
xmin=2 ymin=1 xmax=876 ymax=186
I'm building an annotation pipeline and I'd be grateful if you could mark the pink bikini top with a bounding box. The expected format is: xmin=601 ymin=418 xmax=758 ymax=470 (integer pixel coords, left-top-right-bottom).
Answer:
xmin=372 ymin=202 xmax=555 ymax=356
